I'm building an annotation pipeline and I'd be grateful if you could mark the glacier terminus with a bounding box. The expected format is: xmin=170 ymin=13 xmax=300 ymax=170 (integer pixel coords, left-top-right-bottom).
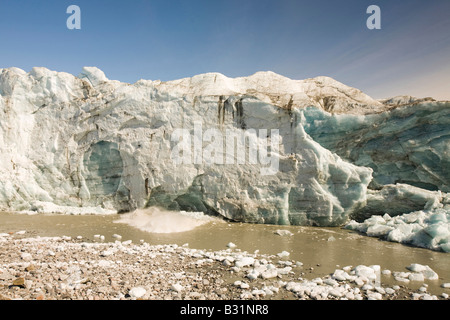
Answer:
xmin=0 ymin=66 xmax=449 ymax=251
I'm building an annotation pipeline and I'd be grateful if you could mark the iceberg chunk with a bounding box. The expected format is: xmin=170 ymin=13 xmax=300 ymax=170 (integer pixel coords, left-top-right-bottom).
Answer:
xmin=346 ymin=205 xmax=450 ymax=252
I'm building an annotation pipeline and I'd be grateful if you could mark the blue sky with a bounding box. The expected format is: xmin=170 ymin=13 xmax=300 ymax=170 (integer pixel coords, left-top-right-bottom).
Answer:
xmin=0 ymin=0 xmax=449 ymax=100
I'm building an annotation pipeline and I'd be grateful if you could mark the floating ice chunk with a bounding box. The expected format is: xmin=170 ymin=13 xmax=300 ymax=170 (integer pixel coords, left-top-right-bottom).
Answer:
xmin=408 ymin=273 xmax=425 ymax=282
xmin=382 ymin=269 xmax=391 ymax=276
xmin=170 ymin=283 xmax=184 ymax=292
xmin=406 ymin=264 xmax=439 ymax=280
xmin=274 ymin=230 xmax=294 ymax=236
xmin=407 ymin=263 xmax=427 ymax=273
xmin=346 ymin=205 xmax=450 ymax=252
xmin=354 ymin=265 xmax=377 ymax=281
xmin=227 ymin=242 xmax=237 ymax=248
xmin=394 ymin=276 xmax=410 ymax=283
xmin=277 ymin=251 xmax=290 ymax=258
xmin=21 ymin=202 xmax=117 ymax=215
xmin=422 ymin=268 xmax=439 ymax=280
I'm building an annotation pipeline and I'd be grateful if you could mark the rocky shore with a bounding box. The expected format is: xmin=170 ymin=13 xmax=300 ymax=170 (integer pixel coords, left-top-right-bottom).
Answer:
xmin=0 ymin=231 xmax=449 ymax=301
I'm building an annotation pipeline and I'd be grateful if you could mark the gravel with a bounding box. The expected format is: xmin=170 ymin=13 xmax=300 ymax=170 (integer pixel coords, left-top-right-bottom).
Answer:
xmin=0 ymin=232 xmax=449 ymax=301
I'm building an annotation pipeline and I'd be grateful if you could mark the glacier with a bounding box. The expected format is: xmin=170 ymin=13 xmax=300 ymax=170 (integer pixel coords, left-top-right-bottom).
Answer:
xmin=0 ymin=66 xmax=449 ymax=247
xmin=300 ymin=100 xmax=450 ymax=193
xmin=345 ymin=207 xmax=450 ymax=253
xmin=0 ymin=66 xmax=373 ymax=226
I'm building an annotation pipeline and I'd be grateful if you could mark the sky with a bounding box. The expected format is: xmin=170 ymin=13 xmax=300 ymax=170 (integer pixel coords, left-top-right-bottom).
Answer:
xmin=0 ymin=0 xmax=449 ymax=100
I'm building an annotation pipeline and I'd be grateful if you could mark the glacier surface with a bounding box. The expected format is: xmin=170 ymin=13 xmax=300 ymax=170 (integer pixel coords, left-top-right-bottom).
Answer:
xmin=0 ymin=67 xmax=373 ymax=226
xmin=0 ymin=66 xmax=449 ymax=247
xmin=300 ymin=102 xmax=450 ymax=192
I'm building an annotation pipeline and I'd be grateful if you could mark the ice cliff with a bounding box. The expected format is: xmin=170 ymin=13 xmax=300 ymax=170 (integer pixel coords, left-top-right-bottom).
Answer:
xmin=0 ymin=67 xmax=449 ymax=233
xmin=300 ymin=101 xmax=450 ymax=193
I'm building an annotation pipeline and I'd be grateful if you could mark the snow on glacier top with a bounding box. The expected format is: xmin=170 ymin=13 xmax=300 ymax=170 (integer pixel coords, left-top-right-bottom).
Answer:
xmin=0 ymin=66 xmax=404 ymax=115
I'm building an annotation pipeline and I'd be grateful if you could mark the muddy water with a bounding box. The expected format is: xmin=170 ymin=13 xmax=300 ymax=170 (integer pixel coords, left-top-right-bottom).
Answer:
xmin=1 ymin=211 xmax=449 ymax=297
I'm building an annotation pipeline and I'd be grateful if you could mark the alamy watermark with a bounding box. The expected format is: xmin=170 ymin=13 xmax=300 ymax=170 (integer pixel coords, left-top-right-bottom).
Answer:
xmin=170 ymin=122 xmax=280 ymax=176
xmin=67 ymin=5 xmax=81 ymax=30
xmin=367 ymin=5 xmax=381 ymax=30
xmin=66 ymin=5 xmax=380 ymax=31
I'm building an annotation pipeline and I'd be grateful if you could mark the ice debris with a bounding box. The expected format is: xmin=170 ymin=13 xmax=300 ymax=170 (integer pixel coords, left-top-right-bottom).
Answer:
xmin=345 ymin=207 xmax=450 ymax=252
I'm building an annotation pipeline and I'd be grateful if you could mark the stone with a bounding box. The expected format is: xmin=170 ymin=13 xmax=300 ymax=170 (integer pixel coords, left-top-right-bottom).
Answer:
xmin=12 ymin=277 xmax=25 ymax=288
xmin=25 ymin=265 xmax=36 ymax=272
xmin=170 ymin=283 xmax=183 ymax=293
xmin=21 ymin=253 xmax=32 ymax=261
xmin=129 ymin=287 xmax=146 ymax=299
